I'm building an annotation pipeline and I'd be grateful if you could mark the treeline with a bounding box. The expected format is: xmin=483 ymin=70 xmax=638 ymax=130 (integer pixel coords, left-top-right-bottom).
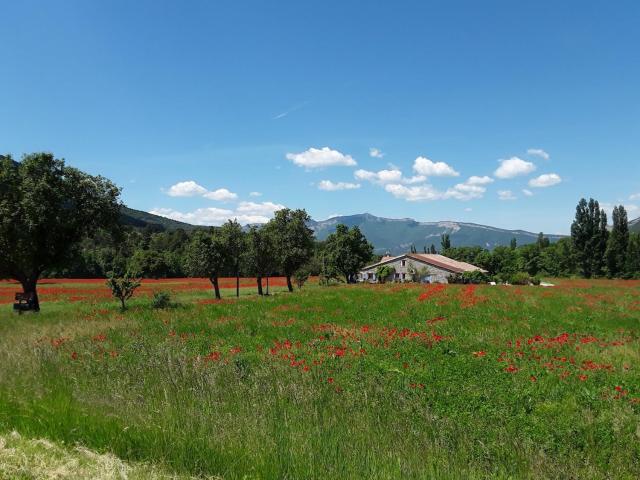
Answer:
xmin=46 ymin=210 xmax=375 ymax=296
xmin=442 ymin=199 xmax=640 ymax=280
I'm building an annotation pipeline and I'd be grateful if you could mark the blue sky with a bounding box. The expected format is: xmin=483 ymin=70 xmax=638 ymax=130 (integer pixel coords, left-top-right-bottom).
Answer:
xmin=2 ymin=1 xmax=639 ymax=234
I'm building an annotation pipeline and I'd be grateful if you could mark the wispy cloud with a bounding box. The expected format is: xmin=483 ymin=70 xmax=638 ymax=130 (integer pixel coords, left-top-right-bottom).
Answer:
xmin=527 ymin=148 xmax=550 ymax=160
xmin=318 ymin=180 xmax=361 ymax=191
xmin=369 ymin=148 xmax=385 ymax=158
xmin=498 ymin=190 xmax=517 ymax=201
xmin=273 ymin=101 xmax=310 ymax=120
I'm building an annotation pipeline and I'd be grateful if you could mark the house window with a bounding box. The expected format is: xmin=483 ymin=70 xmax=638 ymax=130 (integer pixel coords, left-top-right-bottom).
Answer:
xmin=401 ymin=273 xmax=405 ymax=280
xmin=401 ymin=260 xmax=406 ymax=267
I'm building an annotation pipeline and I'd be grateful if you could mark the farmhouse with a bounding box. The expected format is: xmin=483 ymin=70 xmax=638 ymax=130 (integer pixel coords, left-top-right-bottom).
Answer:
xmin=358 ymin=253 xmax=485 ymax=284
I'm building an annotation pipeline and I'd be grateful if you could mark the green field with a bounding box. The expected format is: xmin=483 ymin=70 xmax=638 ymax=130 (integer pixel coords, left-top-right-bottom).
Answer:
xmin=0 ymin=279 xmax=639 ymax=479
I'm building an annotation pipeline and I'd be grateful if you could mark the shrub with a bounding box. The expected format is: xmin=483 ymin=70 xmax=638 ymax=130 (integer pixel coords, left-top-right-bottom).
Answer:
xmin=106 ymin=272 xmax=141 ymax=311
xmin=448 ymin=271 xmax=489 ymax=284
xmin=376 ymin=265 xmax=394 ymax=283
xmin=151 ymin=291 xmax=172 ymax=309
xmin=509 ymin=272 xmax=533 ymax=285
xmin=293 ymin=269 xmax=310 ymax=289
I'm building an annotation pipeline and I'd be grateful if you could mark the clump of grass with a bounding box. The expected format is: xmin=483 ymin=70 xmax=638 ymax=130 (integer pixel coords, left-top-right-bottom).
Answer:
xmin=0 ymin=430 xmax=212 ymax=479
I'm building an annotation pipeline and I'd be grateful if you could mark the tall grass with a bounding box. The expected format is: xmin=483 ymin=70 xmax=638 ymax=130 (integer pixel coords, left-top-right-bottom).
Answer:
xmin=0 ymin=280 xmax=639 ymax=478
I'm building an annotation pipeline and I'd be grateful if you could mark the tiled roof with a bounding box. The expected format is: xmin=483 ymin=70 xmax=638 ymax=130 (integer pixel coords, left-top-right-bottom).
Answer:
xmin=361 ymin=253 xmax=485 ymax=273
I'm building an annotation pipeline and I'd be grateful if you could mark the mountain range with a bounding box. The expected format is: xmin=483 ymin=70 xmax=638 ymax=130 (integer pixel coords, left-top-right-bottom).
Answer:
xmin=124 ymin=208 xmax=570 ymax=254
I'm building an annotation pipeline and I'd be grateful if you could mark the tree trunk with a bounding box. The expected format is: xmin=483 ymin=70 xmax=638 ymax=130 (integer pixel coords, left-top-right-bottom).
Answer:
xmin=120 ymin=297 xmax=126 ymax=311
xmin=345 ymin=273 xmax=350 ymax=284
xmin=20 ymin=276 xmax=40 ymax=312
xmin=286 ymin=275 xmax=293 ymax=292
xmin=257 ymin=275 xmax=263 ymax=295
xmin=210 ymin=276 xmax=221 ymax=299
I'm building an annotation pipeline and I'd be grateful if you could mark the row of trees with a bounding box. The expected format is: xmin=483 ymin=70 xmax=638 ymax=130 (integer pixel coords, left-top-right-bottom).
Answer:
xmin=442 ymin=199 xmax=639 ymax=280
xmin=2 ymin=153 xmax=639 ymax=310
xmin=1 ymin=153 xmax=377 ymax=308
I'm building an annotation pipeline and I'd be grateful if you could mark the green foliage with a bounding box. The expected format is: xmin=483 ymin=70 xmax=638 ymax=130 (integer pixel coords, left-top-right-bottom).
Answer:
xmin=151 ymin=291 xmax=173 ymax=309
xmin=509 ymin=272 xmax=534 ymax=285
xmin=323 ymin=224 xmax=374 ymax=283
xmin=440 ymin=233 xmax=451 ymax=252
xmin=0 ymin=153 xmax=121 ymax=310
xmin=606 ymin=205 xmax=629 ymax=277
xmin=293 ymin=267 xmax=310 ymax=289
xmin=106 ymin=272 xmax=141 ymax=310
xmin=265 ymin=209 xmax=314 ymax=291
xmin=571 ymin=198 xmax=608 ymax=277
xmin=375 ymin=264 xmax=394 ymax=283
xmin=184 ymin=229 xmax=226 ymax=299
xmin=448 ymin=270 xmax=490 ymax=284
xmin=625 ymin=233 xmax=640 ymax=278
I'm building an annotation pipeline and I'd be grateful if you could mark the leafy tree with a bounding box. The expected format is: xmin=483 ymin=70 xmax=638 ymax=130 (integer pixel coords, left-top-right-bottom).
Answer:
xmin=536 ymin=232 xmax=550 ymax=249
xmin=129 ymin=249 xmax=170 ymax=278
xmin=266 ymin=209 xmax=314 ymax=292
xmin=220 ymin=219 xmax=245 ymax=297
xmin=323 ymin=224 xmax=374 ymax=283
xmin=0 ymin=153 xmax=121 ymax=311
xmin=571 ymin=198 xmax=607 ymax=277
xmin=244 ymin=226 xmax=276 ymax=295
xmin=625 ymin=233 xmax=640 ymax=278
xmin=375 ymin=265 xmax=394 ymax=283
xmin=293 ymin=266 xmax=311 ymax=289
xmin=510 ymin=238 xmax=517 ymax=250
xmin=595 ymin=208 xmax=609 ymax=276
xmin=441 ymin=233 xmax=451 ymax=252
xmin=106 ymin=272 xmax=141 ymax=311
xmin=430 ymin=244 xmax=437 ymax=254
xmin=605 ymin=205 xmax=629 ymax=277
xmin=184 ymin=229 xmax=226 ymax=299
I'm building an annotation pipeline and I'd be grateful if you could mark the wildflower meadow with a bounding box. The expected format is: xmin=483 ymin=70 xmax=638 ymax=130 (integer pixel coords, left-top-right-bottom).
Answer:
xmin=0 ymin=278 xmax=639 ymax=479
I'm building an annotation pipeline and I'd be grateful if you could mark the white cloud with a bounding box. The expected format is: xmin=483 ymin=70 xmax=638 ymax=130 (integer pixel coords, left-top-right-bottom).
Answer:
xmin=494 ymin=157 xmax=536 ymax=179
xmin=464 ymin=207 xmax=473 ymax=212
xmin=249 ymin=191 xmax=262 ymax=197
xmin=629 ymin=193 xmax=640 ymax=201
xmin=166 ymin=181 xmax=208 ymax=197
xmin=413 ymin=156 xmax=460 ymax=177
xmin=318 ymin=180 xmax=361 ymax=191
xmin=601 ymin=203 xmax=640 ymax=219
xmin=440 ymin=175 xmax=493 ymax=201
xmin=203 ymin=188 xmax=238 ymax=201
xmin=354 ymin=168 xmax=426 ymax=185
xmin=369 ymin=148 xmax=385 ymax=158
xmin=522 ymin=189 xmax=534 ymax=197
xmin=236 ymin=201 xmax=285 ymax=216
xmin=384 ymin=183 xmax=444 ymax=201
xmin=498 ymin=190 xmax=517 ymax=201
xmin=528 ymin=173 xmax=562 ymax=188
xmin=286 ymin=147 xmax=356 ymax=169
xmin=150 ymin=201 xmax=285 ymax=226
xmin=165 ymin=181 xmax=238 ymax=202
xmin=444 ymin=182 xmax=486 ymax=201
xmin=466 ymin=175 xmax=494 ymax=186
xmin=527 ymin=148 xmax=550 ymax=160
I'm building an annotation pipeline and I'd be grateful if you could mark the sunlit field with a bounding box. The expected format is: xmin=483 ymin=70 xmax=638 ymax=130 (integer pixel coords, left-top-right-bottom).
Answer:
xmin=1 ymin=278 xmax=639 ymax=479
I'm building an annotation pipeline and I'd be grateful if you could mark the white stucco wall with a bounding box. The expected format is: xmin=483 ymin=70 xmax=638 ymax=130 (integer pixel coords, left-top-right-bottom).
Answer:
xmin=358 ymin=258 xmax=452 ymax=284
